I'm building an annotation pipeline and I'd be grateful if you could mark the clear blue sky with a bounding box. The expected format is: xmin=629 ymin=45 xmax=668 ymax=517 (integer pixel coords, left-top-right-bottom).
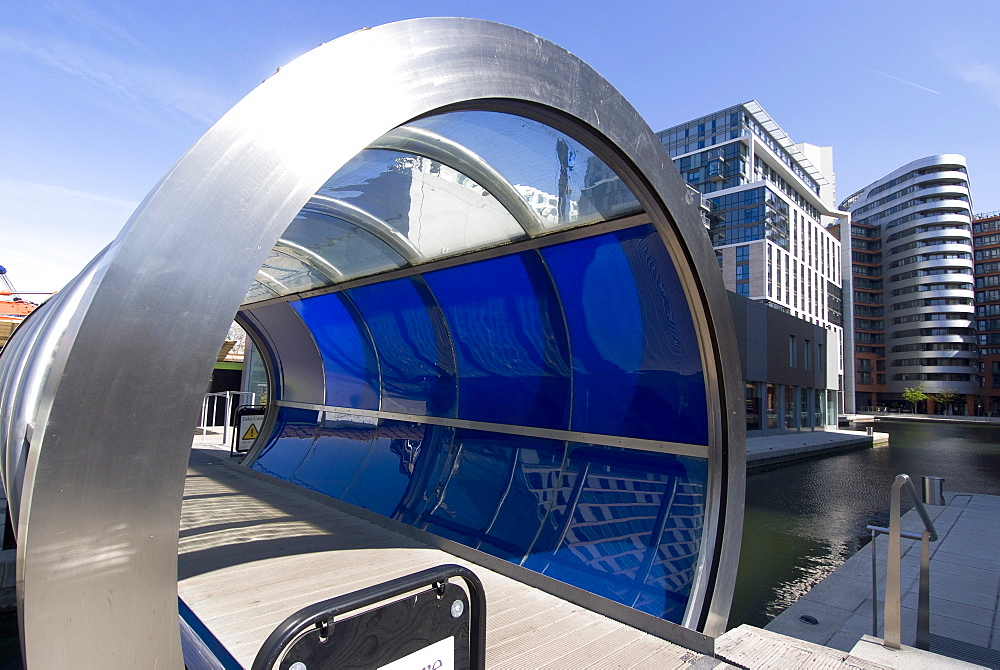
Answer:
xmin=4 ymin=0 xmax=1000 ymax=293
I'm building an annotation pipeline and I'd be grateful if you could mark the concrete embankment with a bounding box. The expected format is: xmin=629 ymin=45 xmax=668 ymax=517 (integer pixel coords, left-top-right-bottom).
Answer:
xmin=746 ymin=429 xmax=887 ymax=470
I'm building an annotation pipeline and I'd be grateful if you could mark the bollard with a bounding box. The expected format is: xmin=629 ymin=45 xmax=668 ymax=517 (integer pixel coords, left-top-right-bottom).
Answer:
xmin=922 ymin=476 xmax=945 ymax=506
xmin=866 ymin=426 xmax=874 ymax=436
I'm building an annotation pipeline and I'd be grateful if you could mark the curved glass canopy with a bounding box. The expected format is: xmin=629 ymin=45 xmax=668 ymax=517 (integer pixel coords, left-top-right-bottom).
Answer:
xmin=240 ymin=110 xmax=712 ymax=625
xmin=245 ymin=111 xmax=643 ymax=305
xmin=0 ymin=20 xmax=742 ymax=667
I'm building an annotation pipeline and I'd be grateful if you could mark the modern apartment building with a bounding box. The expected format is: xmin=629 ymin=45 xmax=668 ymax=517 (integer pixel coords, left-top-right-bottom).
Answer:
xmin=974 ymin=211 xmax=1000 ymax=414
xmin=840 ymin=155 xmax=978 ymax=413
xmin=657 ymin=101 xmax=846 ymax=432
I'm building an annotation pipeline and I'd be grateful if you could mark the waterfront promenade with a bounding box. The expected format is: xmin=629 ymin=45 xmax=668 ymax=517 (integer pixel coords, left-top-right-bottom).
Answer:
xmin=182 ymin=439 xmax=909 ymax=668
xmin=766 ymin=491 xmax=1000 ymax=667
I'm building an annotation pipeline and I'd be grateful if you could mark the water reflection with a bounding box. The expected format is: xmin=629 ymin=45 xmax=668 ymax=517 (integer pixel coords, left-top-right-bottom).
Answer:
xmin=731 ymin=421 xmax=1000 ymax=628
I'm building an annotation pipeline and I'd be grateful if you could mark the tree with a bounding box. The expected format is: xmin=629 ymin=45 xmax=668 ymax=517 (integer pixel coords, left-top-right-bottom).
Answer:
xmin=902 ymin=384 xmax=927 ymax=414
xmin=931 ymin=388 xmax=959 ymax=415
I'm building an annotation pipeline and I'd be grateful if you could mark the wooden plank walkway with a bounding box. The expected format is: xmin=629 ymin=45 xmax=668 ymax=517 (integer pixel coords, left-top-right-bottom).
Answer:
xmin=177 ymin=446 xmax=732 ymax=669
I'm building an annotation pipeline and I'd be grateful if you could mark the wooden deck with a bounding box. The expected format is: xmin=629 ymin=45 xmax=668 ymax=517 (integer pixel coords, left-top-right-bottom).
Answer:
xmin=177 ymin=446 xmax=732 ymax=669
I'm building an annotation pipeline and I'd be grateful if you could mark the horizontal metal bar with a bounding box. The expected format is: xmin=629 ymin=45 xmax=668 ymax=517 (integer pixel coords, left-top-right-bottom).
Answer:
xmin=866 ymin=525 xmax=924 ymax=541
xmin=250 ymin=564 xmax=486 ymax=670
xmin=275 ymin=400 xmax=710 ymax=459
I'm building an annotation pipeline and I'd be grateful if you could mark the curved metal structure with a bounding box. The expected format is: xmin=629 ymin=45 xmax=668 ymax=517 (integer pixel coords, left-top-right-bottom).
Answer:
xmin=0 ymin=18 xmax=744 ymax=667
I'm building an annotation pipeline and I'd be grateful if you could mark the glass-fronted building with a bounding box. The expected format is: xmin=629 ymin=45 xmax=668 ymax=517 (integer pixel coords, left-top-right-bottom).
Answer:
xmin=658 ymin=102 xmax=846 ymax=431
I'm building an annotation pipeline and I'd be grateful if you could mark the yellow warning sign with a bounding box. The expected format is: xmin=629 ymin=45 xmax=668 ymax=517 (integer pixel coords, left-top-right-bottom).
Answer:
xmin=242 ymin=423 xmax=259 ymax=441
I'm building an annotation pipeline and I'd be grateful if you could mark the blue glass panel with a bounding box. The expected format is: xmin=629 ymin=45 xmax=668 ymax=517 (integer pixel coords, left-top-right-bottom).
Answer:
xmin=347 ymin=278 xmax=457 ymax=417
xmin=403 ymin=429 xmax=566 ymax=562
xmin=250 ymin=406 xmax=320 ymax=479
xmin=423 ymin=252 xmax=570 ymax=429
xmin=541 ymin=226 xmax=708 ymax=444
xmin=291 ymin=293 xmax=379 ymax=410
xmin=251 ymin=414 xmax=705 ymax=623
xmin=290 ymin=416 xmax=427 ymax=516
xmin=524 ymin=444 xmax=708 ymax=623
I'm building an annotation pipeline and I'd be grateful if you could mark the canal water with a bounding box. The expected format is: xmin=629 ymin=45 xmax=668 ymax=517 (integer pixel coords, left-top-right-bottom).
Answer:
xmin=729 ymin=420 xmax=1000 ymax=629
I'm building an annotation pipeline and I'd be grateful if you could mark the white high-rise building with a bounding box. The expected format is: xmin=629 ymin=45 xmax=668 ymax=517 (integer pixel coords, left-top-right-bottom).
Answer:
xmin=658 ymin=101 xmax=847 ymax=429
xmin=840 ymin=155 xmax=979 ymax=411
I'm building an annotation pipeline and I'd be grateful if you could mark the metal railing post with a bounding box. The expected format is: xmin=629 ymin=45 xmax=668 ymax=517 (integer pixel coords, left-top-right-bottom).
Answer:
xmin=876 ymin=474 xmax=938 ymax=651
xmin=871 ymin=528 xmax=878 ymax=637
xmin=884 ymin=476 xmax=903 ymax=649
xmin=916 ymin=529 xmax=931 ymax=650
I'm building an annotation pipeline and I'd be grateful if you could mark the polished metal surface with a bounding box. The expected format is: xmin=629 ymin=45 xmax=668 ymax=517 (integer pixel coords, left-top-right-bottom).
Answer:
xmin=881 ymin=474 xmax=937 ymax=650
xmin=0 ymin=18 xmax=743 ymax=667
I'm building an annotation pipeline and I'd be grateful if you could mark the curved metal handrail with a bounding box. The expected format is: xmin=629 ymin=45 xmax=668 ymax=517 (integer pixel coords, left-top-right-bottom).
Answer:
xmin=873 ymin=473 xmax=939 ymax=651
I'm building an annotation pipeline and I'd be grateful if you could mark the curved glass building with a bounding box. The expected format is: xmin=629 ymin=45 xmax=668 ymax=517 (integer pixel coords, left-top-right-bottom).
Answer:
xmin=0 ymin=19 xmax=744 ymax=667
xmin=842 ymin=155 xmax=978 ymax=409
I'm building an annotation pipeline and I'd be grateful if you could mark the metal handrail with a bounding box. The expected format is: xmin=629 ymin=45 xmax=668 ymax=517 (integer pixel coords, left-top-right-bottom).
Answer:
xmin=867 ymin=473 xmax=938 ymax=651
xmin=251 ymin=564 xmax=486 ymax=670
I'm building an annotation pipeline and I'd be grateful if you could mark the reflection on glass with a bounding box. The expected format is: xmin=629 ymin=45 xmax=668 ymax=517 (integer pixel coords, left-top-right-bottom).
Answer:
xmin=254 ymin=249 xmax=331 ymax=297
xmin=347 ymin=277 xmax=458 ymax=417
xmin=252 ymin=415 xmax=708 ymax=624
xmin=542 ymin=226 xmax=708 ymax=444
xmin=243 ymin=110 xmax=645 ymax=304
xmin=285 ymin=210 xmax=407 ymax=282
xmin=317 ymin=150 xmax=525 ymax=260
xmin=407 ymin=112 xmax=642 ymax=228
xmin=291 ymin=293 xmax=380 ymax=410
xmin=424 ymin=252 xmax=571 ymax=429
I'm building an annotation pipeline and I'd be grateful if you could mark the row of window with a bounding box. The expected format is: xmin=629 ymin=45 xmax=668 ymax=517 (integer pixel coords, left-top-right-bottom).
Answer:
xmin=887 ymin=251 xmax=971 ymax=269
xmin=886 ymin=222 xmax=970 ymax=244
xmin=973 ymin=218 xmax=1000 ymax=234
xmin=890 ymin=281 xmax=972 ymax=296
xmin=890 ymin=312 xmax=974 ymax=325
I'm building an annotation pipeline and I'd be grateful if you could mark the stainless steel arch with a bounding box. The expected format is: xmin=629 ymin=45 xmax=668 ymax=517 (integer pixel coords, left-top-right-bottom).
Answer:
xmin=1 ymin=18 xmax=744 ymax=667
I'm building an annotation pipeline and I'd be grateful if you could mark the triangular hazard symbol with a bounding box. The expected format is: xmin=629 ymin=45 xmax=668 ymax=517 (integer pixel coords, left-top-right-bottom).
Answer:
xmin=242 ymin=423 xmax=259 ymax=441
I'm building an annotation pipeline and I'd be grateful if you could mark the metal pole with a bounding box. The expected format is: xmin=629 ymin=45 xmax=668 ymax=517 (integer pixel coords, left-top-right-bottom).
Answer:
xmin=883 ymin=475 xmax=903 ymax=649
xmin=916 ymin=530 xmax=931 ymax=650
xmin=223 ymin=392 xmax=233 ymax=445
xmin=200 ymin=395 xmax=209 ymax=442
xmin=871 ymin=529 xmax=878 ymax=637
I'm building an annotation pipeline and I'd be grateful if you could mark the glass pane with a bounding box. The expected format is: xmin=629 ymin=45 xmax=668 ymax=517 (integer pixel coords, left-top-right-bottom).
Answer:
xmin=290 ymin=416 xmax=427 ymax=516
xmin=542 ymin=226 xmax=708 ymax=444
xmin=255 ymin=249 xmax=331 ymax=297
xmin=423 ymin=252 xmax=571 ymax=429
xmin=284 ymin=210 xmax=407 ymax=281
xmin=347 ymin=277 xmax=458 ymax=417
xmin=409 ymin=429 xmax=564 ymax=562
xmin=250 ymin=406 xmax=319 ymax=479
xmin=407 ymin=111 xmax=642 ymax=228
xmin=290 ymin=293 xmax=380 ymax=410
xmin=316 ymin=150 xmax=526 ymax=260
xmin=523 ymin=444 xmax=707 ymax=623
